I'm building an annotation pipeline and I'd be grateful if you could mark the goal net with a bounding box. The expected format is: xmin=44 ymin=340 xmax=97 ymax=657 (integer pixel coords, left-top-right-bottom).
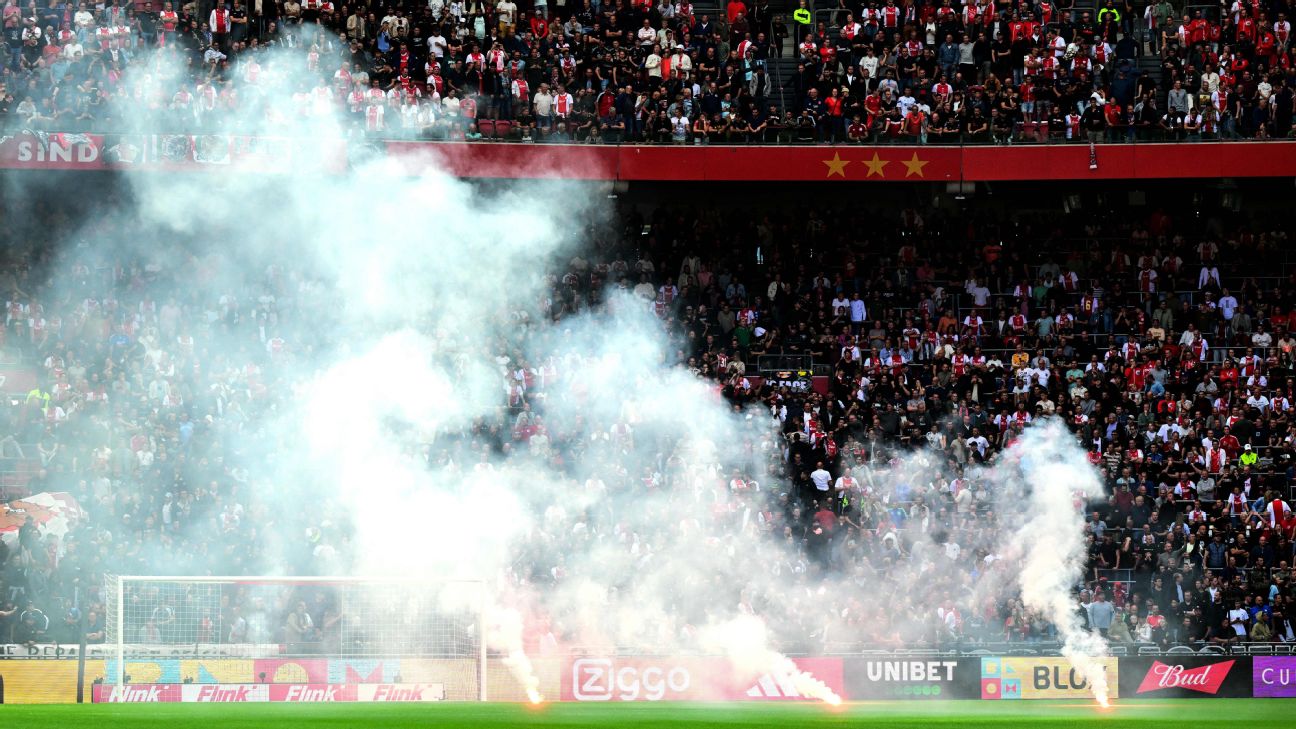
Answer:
xmin=102 ymin=575 xmax=490 ymax=700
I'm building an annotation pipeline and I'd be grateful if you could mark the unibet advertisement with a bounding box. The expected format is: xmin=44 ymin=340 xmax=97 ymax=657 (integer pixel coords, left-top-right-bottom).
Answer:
xmin=843 ymin=658 xmax=980 ymax=699
xmin=980 ymin=657 xmax=1119 ymax=700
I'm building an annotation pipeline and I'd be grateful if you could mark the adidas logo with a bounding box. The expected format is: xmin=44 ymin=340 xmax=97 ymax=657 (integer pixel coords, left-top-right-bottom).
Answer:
xmin=746 ymin=673 xmax=802 ymax=699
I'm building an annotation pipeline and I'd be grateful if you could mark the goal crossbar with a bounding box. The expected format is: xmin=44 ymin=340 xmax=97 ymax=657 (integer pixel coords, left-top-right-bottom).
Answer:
xmin=104 ymin=575 xmax=489 ymax=700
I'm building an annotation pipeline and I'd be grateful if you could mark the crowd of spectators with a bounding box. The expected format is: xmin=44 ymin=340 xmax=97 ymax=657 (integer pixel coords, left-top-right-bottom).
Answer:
xmin=608 ymin=200 xmax=1296 ymax=649
xmin=1 ymin=0 xmax=1294 ymax=142
xmin=782 ymin=0 xmax=1296 ymax=143
xmin=0 ymin=188 xmax=1294 ymax=653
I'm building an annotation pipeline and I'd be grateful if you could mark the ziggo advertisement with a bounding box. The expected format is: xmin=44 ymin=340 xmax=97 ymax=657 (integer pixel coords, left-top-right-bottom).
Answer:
xmin=560 ymin=657 xmax=845 ymax=701
xmin=0 ymin=655 xmax=1291 ymax=703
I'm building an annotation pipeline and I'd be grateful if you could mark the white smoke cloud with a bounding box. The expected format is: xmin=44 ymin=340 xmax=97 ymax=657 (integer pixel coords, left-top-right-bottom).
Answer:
xmin=699 ymin=615 xmax=841 ymax=705
xmin=984 ymin=420 xmax=1112 ymax=706
xmin=34 ymin=42 xmax=1114 ymax=706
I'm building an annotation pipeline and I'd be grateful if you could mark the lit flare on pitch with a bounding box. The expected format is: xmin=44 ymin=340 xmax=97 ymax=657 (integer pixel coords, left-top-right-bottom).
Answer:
xmin=503 ymin=649 xmax=545 ymax=705
xmin=771 ymin=654 xmax=841 ymax=706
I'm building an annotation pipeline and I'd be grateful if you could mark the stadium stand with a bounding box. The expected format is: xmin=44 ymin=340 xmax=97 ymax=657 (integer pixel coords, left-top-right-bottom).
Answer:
xmin=0 ymin=0 xmax=1292 ymax=142
xmin=0 ymin=180 xmax=1293 ymax=656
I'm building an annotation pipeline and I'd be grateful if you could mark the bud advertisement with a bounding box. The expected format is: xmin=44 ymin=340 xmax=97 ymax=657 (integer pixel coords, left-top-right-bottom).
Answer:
xmin=1118 ymin=657 xmax=1252 ymax=698
xmin=979 ymin=657 xmax=1119 ymax=700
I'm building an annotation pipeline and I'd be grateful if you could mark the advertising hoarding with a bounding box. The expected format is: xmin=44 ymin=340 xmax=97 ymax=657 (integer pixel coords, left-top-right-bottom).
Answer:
xmin=979 ymin=657 xmax=1119 ymax=700
xmin=561 ymin=657 xmax=843 ymax=702
xmin=1118 ymin=657 xmax=1251 ymax=698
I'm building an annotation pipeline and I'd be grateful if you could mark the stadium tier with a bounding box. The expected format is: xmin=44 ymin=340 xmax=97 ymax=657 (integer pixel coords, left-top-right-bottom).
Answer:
xmin=0 ymin=0 xmax=1294 ymax=144
xmin=0 ymin=176 xmax=1293 ymax=709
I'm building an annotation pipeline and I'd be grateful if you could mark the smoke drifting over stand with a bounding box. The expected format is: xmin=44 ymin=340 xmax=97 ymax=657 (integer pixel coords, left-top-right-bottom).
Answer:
xmin=979 ymin=421 xmax=1112 ymax=706
xmin=20 ymin=46 xmax=1114 ymax=704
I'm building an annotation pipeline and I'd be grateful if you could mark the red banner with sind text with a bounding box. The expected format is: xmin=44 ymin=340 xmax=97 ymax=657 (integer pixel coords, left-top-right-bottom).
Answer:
xmin=0 ymin=132 xmax=346 ymax=173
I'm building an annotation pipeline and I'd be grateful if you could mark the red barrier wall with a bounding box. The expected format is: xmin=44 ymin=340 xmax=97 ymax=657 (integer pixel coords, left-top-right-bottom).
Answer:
xmin=391 ymin=141 xmax=1296 ymax=182
xmin=3 ymin=132 xmax=1293 ymax=182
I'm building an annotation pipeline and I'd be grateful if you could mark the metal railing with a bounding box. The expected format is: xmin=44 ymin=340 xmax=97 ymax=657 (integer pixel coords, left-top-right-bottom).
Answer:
xmin=17 ymin=120 xmax=1296 ymax=147
xmin=0 ymin=453 xmax=41 ymax=501
xmin=564 ymin=641 xmax=1296 ymax=657
xmin=454 ymin=123 xmax=1296 ymax=145
xmin=757 ymin=354 xmax=816 ymax=372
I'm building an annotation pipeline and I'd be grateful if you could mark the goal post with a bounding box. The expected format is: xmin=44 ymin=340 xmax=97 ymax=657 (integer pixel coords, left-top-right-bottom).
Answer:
xmin=103 ymin=575 xmax=490 ymax=700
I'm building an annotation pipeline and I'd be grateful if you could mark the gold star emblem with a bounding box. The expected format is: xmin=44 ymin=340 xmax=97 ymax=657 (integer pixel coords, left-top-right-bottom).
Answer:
xmin=901 ymin=152 xmax=929 ymax=178
xmin=822 ymin=152 xmax=850 ymax=178
xmin=862 ymin=153 xmax=889 ymax=178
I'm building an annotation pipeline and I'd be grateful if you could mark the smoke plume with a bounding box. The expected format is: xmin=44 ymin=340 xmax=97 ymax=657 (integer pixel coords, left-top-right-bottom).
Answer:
xmin=987 ymin=420 xmax=1112 ymax=706
xmin=22 ymin=42 xmax=1112 ymax=706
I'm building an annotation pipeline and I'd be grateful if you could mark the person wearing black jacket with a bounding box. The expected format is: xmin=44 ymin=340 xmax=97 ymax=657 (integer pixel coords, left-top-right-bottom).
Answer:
xmin=802 ymin=86 xmax=825 ymax=135
xmin=698 ymin=82 xmax=721 ymax=118
xmin=3 ymin=16 xmax=21 ymax=70
xmin=786 ymin=60 xmax=812 ymax=110
xmin=1081 ymin=100 xmax=1107 ymax=142
xmin=1274 ymin=80 xmax=1294 ymax=139
xmin=613 ymin=84 xmax=635 ymax=124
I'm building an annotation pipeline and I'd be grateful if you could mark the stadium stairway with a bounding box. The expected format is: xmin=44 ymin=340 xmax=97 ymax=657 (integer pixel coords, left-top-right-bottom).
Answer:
xmin=702 ymin=0 xmax=796 ymax=112
xmin=1137 ymin=53 xmax=1164 ymax=106
xmin=769 ymin=56 xmax=798 ymax=113
xmin=766 ymin=0 xmax=800 ymax=112
xmin=692 ymin=0 xmax=723 ymax=23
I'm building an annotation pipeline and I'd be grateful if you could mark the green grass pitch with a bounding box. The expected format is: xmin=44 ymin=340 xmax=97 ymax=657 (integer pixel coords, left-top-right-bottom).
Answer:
xmin=5 ymin=699 xmax=1295 ymax=728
